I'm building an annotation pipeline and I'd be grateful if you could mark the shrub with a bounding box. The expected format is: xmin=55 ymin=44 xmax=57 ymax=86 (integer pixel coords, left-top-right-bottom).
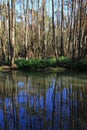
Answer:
xmin=57 ymin=56 xmax=72 ymax=69
xmin=78 ymin=58 xmax=87 ymax=71
xmin=15 ymin=57 xmax=87 ymax=71
xmin=15 ymin=58 xmax=57 ymax=70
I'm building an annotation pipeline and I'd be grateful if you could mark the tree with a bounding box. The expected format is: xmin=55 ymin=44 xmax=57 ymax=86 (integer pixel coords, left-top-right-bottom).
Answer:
xmin=25 ymin=0 xmax=29 ymax=59
xmin=78 ymin=0 xmax=83 ymax=68
xmin=42 ymin=0 xmax=46 ymax=58
xmin=11 ymin=0 xmax=15 ymax=66
xmin=60 ymin=0 xmax=64 ymax=56
xmin=0 ymin=0 xmax=87 ymax=63
xmin=52 ymin=0 xmax=56 ymax=58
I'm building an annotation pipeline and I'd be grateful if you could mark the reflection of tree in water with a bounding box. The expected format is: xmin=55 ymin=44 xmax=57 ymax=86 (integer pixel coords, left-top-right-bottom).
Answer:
xmin=0 ymin=71 xmax=87 ymax=130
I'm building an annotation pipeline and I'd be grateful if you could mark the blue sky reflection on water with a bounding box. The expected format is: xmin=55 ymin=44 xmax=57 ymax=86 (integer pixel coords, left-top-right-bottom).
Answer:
xmin=0 ymin=71 xmax=87 ymax=130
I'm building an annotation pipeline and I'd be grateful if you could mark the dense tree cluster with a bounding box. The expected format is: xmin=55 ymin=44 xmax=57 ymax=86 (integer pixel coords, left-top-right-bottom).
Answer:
xmin=0 ymin=0 xmax=87 ymax=66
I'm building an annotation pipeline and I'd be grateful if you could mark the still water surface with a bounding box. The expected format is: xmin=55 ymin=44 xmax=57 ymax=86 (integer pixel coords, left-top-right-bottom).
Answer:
xmin=0 ymin=71 xmax=87 ymax=130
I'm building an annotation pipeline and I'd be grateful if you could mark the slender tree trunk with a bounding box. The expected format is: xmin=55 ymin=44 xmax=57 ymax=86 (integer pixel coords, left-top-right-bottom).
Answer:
xmin=37 ymin=0 xmax=40 ymax=58
xmin=7 ymin=0 xmax=11 ymax=61
xmin=78 ymin=0 xmax=83 ymax=63
xmin=25 ymin=0 xmax=29 ymax=60
xmin=11 ymin=0 xmax=15 ymax=66
xmin=60 ymin=0 xmax=64 ymax=56
xmin=42 ymin=0 xmax=46 ymax=58
xmin=31 ymin=0 xmax=34 ymax=56
xmin=72 ymin=0 xmax=75 ymax=62
xmin=67 ymin=0 xmax=71 ymax=55
xmin=0 ymin=15 xmax=6 ymax=61
xmin=52 ymin=0 xmax=58 ymax=59
xmin=1 ymin=0 xmax=6 ymax=61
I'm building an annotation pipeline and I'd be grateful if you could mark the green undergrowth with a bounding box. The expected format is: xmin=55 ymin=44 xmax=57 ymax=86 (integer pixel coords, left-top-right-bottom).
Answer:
xmin=57 ymin=56 xmax=87 ymax=71
xmin=58 ymin=56 xmax=72 ymax=69
xmin=1 ymin=56 xmax=87 ymax=72
xmin=77 ymin=58 xmax=87 ymax=71
xmin=15 ymin=57 xmax=87 ymax=71
xmin=15 ymin=58 xmax=57 ymax=70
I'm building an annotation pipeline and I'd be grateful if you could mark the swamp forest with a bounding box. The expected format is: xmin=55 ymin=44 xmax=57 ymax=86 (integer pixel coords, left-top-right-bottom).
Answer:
xmin=0 ymin=0 xmax=87 ymax=130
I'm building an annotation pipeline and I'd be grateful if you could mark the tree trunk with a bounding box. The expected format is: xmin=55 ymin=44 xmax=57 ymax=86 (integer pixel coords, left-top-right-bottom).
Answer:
xmin=78 ymin=0 xmax=83 ymax=69
xmin=42 ymin=0 xmax=46 ymax=58
xmin=7 ymin=0 xmax=11 ymax=61
xmin=11 ymin=0 xmax=15 ymax=67
xmin=60 ymin=0 xmax=64 ymax=56
xmin=52 ymin=0 xmax=58 ymax=59
xmin=25 ymin=0 xmax=29 ymax=60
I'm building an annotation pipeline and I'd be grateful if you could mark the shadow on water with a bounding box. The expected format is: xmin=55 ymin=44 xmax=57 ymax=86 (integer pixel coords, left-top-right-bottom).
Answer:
xmin=0 ymin=71 xmax=87 ymax=130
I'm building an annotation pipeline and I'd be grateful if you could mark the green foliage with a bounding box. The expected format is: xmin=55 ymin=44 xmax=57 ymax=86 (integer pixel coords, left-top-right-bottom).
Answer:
xmin=15 ymin=58 xmax=57 ymax=70
xmin=57 ymin=56 xmax=72 ymax=69
xmin=57 ymin=56 xmax=87 ymax=71
xmin=15 ymin=57 xmax=87 ymax=71
xmin=76 ymin=58 xmax=87 ymax=71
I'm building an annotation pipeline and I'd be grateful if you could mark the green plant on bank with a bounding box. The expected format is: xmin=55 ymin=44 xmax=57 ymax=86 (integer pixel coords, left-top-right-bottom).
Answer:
xmin=1 ymin=56 xmax=87 ymax=71
xmin=15 ymin=57 xmax=87 ymax=71
xmin=76 ymin=58 xmax=87 ymax=71
xmin=15 ymin=58 xmax=57 ymax=70
xmin=57 ymin=56 xmax=72 ymax=69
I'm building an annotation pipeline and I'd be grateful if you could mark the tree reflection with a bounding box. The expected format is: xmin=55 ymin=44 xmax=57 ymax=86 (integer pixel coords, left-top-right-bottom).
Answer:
xmin=0 ymin=71 xmax=87 ymax=130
